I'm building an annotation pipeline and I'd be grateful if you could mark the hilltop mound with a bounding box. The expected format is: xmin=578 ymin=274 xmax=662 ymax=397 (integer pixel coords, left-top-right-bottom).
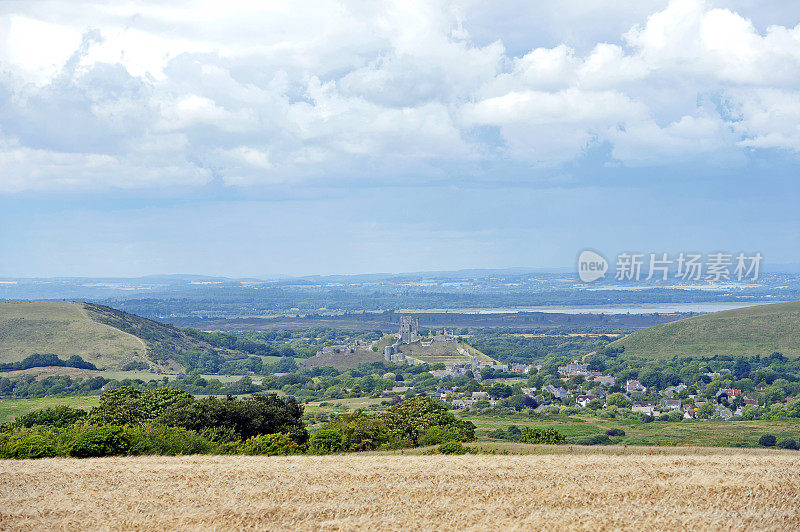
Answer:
xmin=610 ymin=301 xmax=800 ymax=358
xmin=0 ymin=301 xmax=245 ymax=371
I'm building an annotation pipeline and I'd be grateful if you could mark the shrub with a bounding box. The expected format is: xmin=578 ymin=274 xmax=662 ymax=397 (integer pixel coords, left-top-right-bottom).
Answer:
xmin=15 ymin=406 xmax=87 ymax=428
xmin=121 ymin=360 xmax=150 ymax=371
xmin=308 ymin=429 xmax=343 ymax=454
xmin=605 ymin=428 xmax=625 ymax=437
xmin=759 ymin=434 xmax=777 ymax=447
xmin=239 ymin=433 xmax=302 ymax=455
xmin=519 ymin=428 xmax=566 ymax=444
xmin=776 ymin=438 xmax=798 ymax=450
xmin=575 ymin=434 xmax=611 ymax=446
xmin=438 ymin=441 xmax=469 ymax=455
xmin=67 ymin=426 xmax=131 ymax=458
xmin=127 ymin=425 xmax=216 ymax=456
xmin=0 ymin=428 xmax=60 ymax=459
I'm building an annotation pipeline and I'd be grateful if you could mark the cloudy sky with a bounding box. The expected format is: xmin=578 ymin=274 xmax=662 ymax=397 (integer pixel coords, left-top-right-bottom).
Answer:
xmin=1 ymin=0 xmax=799 ymax=277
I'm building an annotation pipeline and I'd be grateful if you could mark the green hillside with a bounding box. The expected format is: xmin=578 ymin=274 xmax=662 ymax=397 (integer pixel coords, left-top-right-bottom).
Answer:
xmin=0 ymin=301 xmax=245 ymax=371
xmin=0 ymin=301 xmax=146 ymax=369
xmin=610 ymin=301 xmax=800 ymax=358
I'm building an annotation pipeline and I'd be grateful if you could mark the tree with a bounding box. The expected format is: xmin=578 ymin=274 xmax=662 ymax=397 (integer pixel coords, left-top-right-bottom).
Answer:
xmin=384 ymin=397 xmax=475 ymax=446
xmin=87 ymin=387 xmax=145 ymax=425
xmin=490 ymin=383 xmax=513 ymax=399
xmin=505 ymin=394 xmax=526 ymax=411
xmin=607 ymin=392 xmax=631 ymax=408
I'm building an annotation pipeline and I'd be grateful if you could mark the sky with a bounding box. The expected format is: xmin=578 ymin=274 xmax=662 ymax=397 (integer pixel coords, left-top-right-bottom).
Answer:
xmin=0 ymin=0 xmax=799 ymax=277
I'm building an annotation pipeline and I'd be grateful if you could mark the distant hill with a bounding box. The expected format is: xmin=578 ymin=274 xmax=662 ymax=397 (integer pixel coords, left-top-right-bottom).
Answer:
xmin=610 ymin=301 xmax=800 ymax=358
xmin=0 ymin=301 xmax=246 ymax=371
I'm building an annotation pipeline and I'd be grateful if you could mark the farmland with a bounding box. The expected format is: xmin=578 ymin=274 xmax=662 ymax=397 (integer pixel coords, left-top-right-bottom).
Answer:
xmin=1 ymin=450 xmax=798 ymax=530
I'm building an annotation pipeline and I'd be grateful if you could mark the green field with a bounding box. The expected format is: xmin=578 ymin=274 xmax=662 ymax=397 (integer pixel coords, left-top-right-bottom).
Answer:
xmin=0 ymin=301 xmax=146 ymax=367
xmin=0 ymin=396 xmax=101 ymax=423
xmin=463 ymin=412 xmax=800 ymax=447
xmin=611 ymin=300 xmax=800 ymax=358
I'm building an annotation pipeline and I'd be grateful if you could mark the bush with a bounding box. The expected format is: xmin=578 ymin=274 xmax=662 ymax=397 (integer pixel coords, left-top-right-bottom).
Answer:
xmin=605 ymin=428 xmax=625 ymax=437
xmin=575 ymin=434 xmax=611 ymax=446
xmin=239 ymin=433 xmax=302 ymax=455
xmin=121 ymin=360 xmax=150 ymax=371
xmin=519 ymin=428 xmax=566 ymax=444
xmin=67 ymin=426 xmax=131 ymax=457
xmin=777 ymin=438 xmax=798 ymax=450
xmin=438 ymin=441 xmax=469 ymax=455
xmin=308 ymin=429 xmax=343 ymax=454
xmin=15 ymin=406 xmax=87 ymax=428
xmin=0 ymin=428 xmax=61 ymax=459
xmin=127 ymin=425 xmax=216 ymax=456
xmin=759 ymin=434 xmax=777 ymax=447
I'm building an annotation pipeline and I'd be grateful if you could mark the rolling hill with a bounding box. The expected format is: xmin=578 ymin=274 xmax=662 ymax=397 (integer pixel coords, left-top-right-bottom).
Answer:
xmin=303 ymin=333 xmax=494 ymax=369
xmin=0 ymin=301 xmax=246 ymax=371
xmin=610 ymin=300 xmax=800 ymax=358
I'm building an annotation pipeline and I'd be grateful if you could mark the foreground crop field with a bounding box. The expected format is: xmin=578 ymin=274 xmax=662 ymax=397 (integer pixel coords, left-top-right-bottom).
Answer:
xmin=1 ymin=450 xmax=798 ymax=531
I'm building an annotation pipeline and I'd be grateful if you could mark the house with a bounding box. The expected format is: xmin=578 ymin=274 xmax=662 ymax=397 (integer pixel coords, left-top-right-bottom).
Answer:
xmin=714 ymin=405 xmax=732 ymax=420
xmin=632 ymin=401 xmax=656 ymax=415
xmin=626 ymin=380 xmax=646 ymax=394
xmin=451 ymin=398 xmax=477 ymax=408
xmin=510 ymin=363 xmax=535 ymax=374
xmin=743 ymin=397 xmax=759 ymax=407
xmin=543 ymin=384 xmax=571 ymax=399
xmin=660 ymin=383 xmax=688 ymax=397
xmin=558 ymin=363 xmax=588 ymax=377
xmin=592 ymin=375 xmax=615 ymax=386
xmin=662 ymin=399 xmax=682 ymax=411
xmin=472 ymin=391 xmax=489 ymax=399
xmin=576 ymin=394 xmax=598 ymax=407
xmin=682 ymin=404 xmax=696 ymax=419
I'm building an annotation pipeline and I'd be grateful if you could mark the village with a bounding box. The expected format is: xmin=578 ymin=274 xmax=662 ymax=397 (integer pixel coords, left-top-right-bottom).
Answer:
xmin=428 ymin=360 xmax=773 ymax=421
xmin=314 ymin=317 xmax=774 ymax=421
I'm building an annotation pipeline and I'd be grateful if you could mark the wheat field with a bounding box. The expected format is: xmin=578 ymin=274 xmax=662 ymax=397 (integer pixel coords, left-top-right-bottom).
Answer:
xmin=1 ymin=449 xmax=798 ymax=531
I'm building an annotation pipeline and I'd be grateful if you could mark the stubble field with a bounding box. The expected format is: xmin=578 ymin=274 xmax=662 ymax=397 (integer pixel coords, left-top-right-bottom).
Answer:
xmin=1 ymin=449 xmax=798 ymax=531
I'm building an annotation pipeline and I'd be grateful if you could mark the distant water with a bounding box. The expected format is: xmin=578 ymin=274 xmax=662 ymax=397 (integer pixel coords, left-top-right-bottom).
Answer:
xmin=398 ymin=301 xmax=780 ymax=315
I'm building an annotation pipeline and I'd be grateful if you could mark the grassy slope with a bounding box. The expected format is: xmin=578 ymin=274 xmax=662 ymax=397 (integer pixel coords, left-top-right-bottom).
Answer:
xmin=395 ymin=339 xmax=494 ymax=365
xmin=610 ymin=300 xmax=800 ymax=358
xmin=0 ymin=301 xmax=146 ymax=368
xmin=0 ymin=301 xmax=256 ymax=371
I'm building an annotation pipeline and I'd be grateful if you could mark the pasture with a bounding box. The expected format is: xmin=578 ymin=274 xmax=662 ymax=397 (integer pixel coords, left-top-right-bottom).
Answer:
xmin=0 ymin=450 xmax=797 ymax=530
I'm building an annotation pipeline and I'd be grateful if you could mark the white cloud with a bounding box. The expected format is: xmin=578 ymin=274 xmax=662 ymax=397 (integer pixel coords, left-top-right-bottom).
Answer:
xmin=0 ymin=0 xmax=799 ymax=192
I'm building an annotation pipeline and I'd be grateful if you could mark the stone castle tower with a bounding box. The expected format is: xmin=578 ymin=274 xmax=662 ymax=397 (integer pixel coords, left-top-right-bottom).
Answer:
xmin=398 ymin=315 xmax=419 ymax=344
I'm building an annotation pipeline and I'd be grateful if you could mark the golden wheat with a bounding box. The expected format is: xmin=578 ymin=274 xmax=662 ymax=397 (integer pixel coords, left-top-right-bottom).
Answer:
xmin=1 ymin=449 xmax=798 ymax=531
